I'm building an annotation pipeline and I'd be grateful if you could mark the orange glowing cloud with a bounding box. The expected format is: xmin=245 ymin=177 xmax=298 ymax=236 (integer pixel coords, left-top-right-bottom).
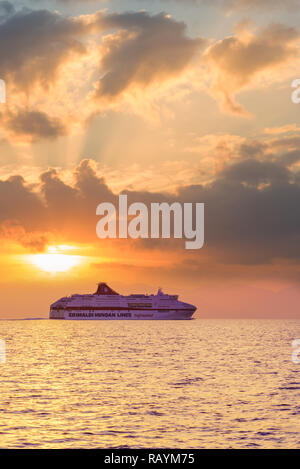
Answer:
xmin=205 ymin=22 xmax=300 ymax=116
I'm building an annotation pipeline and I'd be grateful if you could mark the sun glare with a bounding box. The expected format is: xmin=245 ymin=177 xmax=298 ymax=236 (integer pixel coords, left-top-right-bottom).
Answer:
xmin=28 ymin=246 xmax=82 ymax=273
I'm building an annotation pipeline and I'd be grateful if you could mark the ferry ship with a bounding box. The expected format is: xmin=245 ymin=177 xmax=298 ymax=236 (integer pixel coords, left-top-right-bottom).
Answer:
xmin=50 ymin=283 xmax=196 ymax=320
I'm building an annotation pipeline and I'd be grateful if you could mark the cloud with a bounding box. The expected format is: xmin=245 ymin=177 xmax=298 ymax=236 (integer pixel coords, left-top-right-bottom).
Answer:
xmin=0 ymin=5 xmax=88 ymax=92
xmin=56 ymin=0 xmax=107 ymax=2
xmin=0 ymin=4 xmax=299 ymax=142
xmin=0 ymin=5 xmax=204 ymax=98
xmin=1 ymin=110 xmax=68 ymax=142
xmin=0 ymin=174 xmax=45 ymax=231
xmin=205 ymin=22 xmax=300 ymax=115
xmin=0 ymin=146 xmax=300 ymax=267
xmin=0 ymin=5 xmax=206 ymax=139
xmin=0 ymin=1 xmax=15 ymax=19
xmin=157 ymin=0 xmax=298 ymax=10
xmin=220 ymin=158 xmax=291 ymax=185
xmin=91 ymin=11 xmax=206 ymax=101
xmin=205 ymin=0 xmax=298 ymax=12
xmin=186 ymin=127 xmax=300 ymax=177
xmin=0 ymin=219 xmax=49 ymax=252
xmin=263 ymin=124 xmax=300 ymax=135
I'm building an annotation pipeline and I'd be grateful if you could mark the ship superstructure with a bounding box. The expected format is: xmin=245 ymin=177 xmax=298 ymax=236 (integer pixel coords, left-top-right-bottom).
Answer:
xmin=50 ymin=283 xmax=196 ymax=320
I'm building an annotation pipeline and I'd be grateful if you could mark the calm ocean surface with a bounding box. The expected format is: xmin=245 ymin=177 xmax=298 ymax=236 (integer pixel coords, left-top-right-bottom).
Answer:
xmin=0 ymin=319 xmax=299 ymax=449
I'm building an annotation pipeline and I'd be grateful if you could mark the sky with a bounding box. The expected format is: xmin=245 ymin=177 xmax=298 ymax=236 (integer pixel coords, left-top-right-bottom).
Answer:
xmin=0 ymin=0 xmax=300 ymax=318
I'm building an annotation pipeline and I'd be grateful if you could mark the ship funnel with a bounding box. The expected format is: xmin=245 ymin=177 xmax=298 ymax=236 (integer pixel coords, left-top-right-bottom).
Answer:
xmin=94 ymin=283 xmax=119 ymax=295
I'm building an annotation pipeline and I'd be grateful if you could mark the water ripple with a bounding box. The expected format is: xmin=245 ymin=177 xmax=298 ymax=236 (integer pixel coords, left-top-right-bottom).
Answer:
xmin=0 ymin=319 xmax=299 ymax=448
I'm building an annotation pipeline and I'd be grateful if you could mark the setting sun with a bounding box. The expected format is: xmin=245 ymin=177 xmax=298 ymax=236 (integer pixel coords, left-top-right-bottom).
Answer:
xmin=26 ymin=246 xmax=83 ymax=273
xmin=30 ymin=253 xmax=81 ymax=273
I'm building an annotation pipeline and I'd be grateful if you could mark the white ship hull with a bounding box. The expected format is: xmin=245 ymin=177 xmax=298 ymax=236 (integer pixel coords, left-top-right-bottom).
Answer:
xmin=50 ymin=309 xmax=194 ymax=320
xmin=49 ymin=283 xmax=197 ymax=320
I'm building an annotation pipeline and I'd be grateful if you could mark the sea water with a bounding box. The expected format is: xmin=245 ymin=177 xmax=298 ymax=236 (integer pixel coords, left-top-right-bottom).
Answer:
xmin=0 ymin=319 xmax=299 ymax=448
